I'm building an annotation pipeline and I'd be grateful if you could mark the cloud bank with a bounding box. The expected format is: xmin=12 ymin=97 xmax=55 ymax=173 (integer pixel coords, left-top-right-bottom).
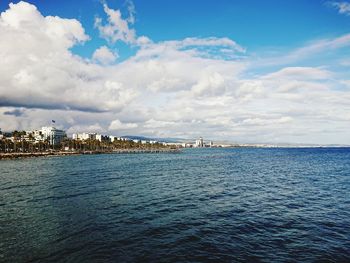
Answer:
xmin=0 ymin=1 xmax=349 ymax=144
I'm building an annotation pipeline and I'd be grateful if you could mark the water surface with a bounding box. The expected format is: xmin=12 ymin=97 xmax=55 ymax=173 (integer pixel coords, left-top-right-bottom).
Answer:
xmin=1 ymin=148 xmax=350 ymax=262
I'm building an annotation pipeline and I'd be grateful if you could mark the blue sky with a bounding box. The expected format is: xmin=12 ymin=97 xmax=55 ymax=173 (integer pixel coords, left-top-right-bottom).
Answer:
xmin=1 ymin=0 xmax=349 ymax=59
xmin=0 ymin=0 xmax=350 ymax=144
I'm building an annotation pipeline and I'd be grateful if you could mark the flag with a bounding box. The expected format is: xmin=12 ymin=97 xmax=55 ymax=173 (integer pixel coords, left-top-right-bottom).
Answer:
xmin=52 ymin=120 xmax=56 ymax=123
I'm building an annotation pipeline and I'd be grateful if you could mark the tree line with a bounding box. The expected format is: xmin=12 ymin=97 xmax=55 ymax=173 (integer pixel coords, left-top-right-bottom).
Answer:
xmin=0 ymin=130 xmax=170 ymax=153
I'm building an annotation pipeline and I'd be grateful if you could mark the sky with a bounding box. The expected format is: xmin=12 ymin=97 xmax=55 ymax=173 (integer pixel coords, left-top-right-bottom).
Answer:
xmin=0 ymin=0 xmax=350 ymax=144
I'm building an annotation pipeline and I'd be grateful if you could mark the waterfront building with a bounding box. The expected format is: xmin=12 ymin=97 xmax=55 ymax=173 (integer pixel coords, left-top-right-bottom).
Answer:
xmin=195 ymin=137 xmax=204 ymax=148
xmin=32 ymin=130 xmax=44 ymax=142
xmin=73 ymin=133 xmax=96 ymax=141
xmin=96 ymin=134 xmax=109 ymax=142
xmin=41 ymin=126 xmax=66 ymax=145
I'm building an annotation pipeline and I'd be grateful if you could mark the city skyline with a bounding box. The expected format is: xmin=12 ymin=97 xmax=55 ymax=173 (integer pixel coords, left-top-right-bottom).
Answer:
xmin=1 ymin=0 xmax=350 ymax=144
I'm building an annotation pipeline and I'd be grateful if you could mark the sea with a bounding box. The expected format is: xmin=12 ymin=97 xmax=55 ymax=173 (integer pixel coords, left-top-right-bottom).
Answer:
xmin=0 ymin=148 xmax=349 ymax=262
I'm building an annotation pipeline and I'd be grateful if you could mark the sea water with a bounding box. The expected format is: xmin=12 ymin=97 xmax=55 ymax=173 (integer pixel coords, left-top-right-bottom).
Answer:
xmin=1 ymin=148 xmax=349 ymax=262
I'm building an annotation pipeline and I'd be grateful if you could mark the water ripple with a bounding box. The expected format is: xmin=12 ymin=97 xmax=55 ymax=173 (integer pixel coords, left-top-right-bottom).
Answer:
xmin=0 ymin=148 xmax=350 ymax=262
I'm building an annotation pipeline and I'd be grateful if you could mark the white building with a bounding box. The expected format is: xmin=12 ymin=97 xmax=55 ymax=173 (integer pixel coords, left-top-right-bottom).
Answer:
xmin=195 ymin=137 xmax=204 ymax=148
xmin=41 ymin=126 xmax=66 ymax=145
xmin=72 ymin=133 xmax=96 ymax=140
xmin=33 ymin=130 xmax=44 ymax=142
xmin=96 ymin=134 xmax=109 ymax=142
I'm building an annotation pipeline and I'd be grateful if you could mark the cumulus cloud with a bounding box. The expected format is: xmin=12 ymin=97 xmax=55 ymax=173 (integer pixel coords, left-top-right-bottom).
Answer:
xmin=109 ymin=119 xmax=138 ymax=130
xmin=0 ymin=1 xmax=136 ymax=113
xmin=67 ymin=123 xmax=105 ymax=134
xmin=92 ymin=45 xmax=118 ymax=65
xmin=0 ymin=1 xmax=349 ymax=144
xmin=94 ymin=2 xmax=137 ymax=44
xmin=0 ymin=1 xmax=89 ymax=47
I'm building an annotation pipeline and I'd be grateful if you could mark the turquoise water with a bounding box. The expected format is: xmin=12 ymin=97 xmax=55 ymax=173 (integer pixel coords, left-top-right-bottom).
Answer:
xmin=1 ymin=148 xmax=350 ymax=262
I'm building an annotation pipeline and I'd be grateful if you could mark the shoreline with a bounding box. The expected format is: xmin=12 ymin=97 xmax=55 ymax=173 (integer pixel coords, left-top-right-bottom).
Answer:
xmin=0 ymin=148 xmax=181 ymax=160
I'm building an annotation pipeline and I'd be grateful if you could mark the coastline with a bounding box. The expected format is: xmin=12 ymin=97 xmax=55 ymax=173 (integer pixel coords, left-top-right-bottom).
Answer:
xmin=0 ymin=148 xmax=181 ymax=160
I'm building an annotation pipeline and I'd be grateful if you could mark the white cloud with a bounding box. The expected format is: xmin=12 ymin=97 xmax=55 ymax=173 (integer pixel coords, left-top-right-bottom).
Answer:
xmin=92 ymin=45 xmax=118 ymax=65
xmin=134 ymin=37 xmax=246 ymax=61
xmin=109 ymin=119 xmax=138 ymax=130
xmin=125 ymin=0 xmax=136 ymax=24
xmin=262 ymin=67 xmax=332 ymax=80
xmin=0 ymin=1 xmax=136 ymax=112
xmin=180 ymin=37 xmax=246 ymax=53
xmin=340 ymin=79 xmax=350 ymax=87
xmin=0 ymin=1 xmax=349 ymax=144
xmin=255 ymin=33 xmax=350 ymax=66
xmin=67 ymin=123 xmax=104 ymax=134
xmin=136 ymin=35 xmax=152 ymax=45
xmin=0 ymin=1 xmax=88 ymax=47
xmin=242 ymin=116 xmax=293 ymax=126
xmin=94 ymin=2 xmax=137 ymax=44
xmin=191 ymin=72 xmax=226 ymax=97
xmin=330 ymin=1 xmax=350 ymax=16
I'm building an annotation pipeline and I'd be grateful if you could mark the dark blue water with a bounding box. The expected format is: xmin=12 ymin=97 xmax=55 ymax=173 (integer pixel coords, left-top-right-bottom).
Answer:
xmin=1 ymin=148 xmax=350 ymax=262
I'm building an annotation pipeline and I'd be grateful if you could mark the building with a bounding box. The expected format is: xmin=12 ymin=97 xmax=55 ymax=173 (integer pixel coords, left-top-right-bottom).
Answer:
xmin=41 ymin=126 xmax=66 ymax=145
xmin=96 ymin=134 xmax=109 ymax=142
xmin=195 ymin=137 xmax=204 ymax=148
xmin=30 ymin=130 xmax=44 ymax=142
xmin=72 ymin=133 xmax=96 ymax=140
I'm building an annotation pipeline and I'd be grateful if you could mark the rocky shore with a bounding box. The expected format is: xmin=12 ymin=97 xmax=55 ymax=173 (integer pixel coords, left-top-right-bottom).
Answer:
xmin=0 ymin=148 xmax=180 ymax=160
